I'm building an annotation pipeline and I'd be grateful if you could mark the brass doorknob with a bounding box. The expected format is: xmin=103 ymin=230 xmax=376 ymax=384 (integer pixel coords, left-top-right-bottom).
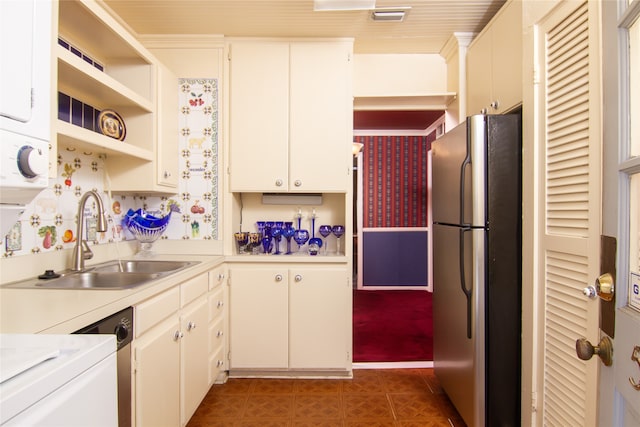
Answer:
xmin=595 ymin=273 xmax=615 ymax=301
xmin=576 ymin=336 xmax=613 ymax=366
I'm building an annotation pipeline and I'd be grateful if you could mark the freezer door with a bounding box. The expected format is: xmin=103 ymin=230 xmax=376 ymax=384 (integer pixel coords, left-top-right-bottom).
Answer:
xmin=431 ymin=121 xmax=468 ymax=225
xmin=433 ymin=223 xmax=485 ymax=427
xmin=431 ymin=116 xmax=488 ymax=227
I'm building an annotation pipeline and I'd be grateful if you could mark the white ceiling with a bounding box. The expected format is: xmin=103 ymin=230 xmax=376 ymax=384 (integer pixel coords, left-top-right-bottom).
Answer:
xmin=101 ymin=0 xmax=506 ymax=55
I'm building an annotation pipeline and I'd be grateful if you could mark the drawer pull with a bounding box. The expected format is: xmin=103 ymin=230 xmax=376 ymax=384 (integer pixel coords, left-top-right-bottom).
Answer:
xmin=294 ymin=274 xmax=303 ymax=282
xmin=275 ymin=274 xmax=283 ymax=282
xmin=173 ymin=330 xmax=183 ymax=341
xmin=187 ymin=321 xmax=196 ymax=331
xmin=216 ymin=360 xmax=224 ymax=367
xmin=217 ymin=300 xmax=224 ymax=308
xmin=216 ymin=330 xmax=224 ymax=338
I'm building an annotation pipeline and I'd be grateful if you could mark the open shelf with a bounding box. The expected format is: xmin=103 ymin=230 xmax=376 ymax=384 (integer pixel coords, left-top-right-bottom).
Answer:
xmin=56 ymin=121 xmax=153 ymax=160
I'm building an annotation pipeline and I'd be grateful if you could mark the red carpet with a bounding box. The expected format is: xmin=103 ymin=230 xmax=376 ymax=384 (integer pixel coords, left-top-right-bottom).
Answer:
xmin=353 ymin=289 xmax=433 ymax=362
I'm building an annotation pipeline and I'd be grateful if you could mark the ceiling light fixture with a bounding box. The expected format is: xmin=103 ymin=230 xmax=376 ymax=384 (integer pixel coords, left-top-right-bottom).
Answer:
xmin=371 ymin=7 xmax=410 ymax=22
xmin=313 ymin=0 xmax=376 ymax=11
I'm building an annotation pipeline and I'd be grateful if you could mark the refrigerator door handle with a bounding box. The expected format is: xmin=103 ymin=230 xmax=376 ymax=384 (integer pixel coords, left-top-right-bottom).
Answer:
xmin=459 ymin=140 xmax=472 ymax=227
xmin=459 ymin=227 xmax=473 ymax=339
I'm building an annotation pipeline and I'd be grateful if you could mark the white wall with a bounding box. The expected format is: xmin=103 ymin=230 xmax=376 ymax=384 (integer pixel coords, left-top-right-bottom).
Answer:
xmin=353 ymin=54 xmax=447 ymax=97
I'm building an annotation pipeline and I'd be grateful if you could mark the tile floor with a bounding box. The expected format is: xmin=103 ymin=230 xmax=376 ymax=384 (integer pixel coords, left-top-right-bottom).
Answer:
xmin=187 ymin=368 xmax=467 ymax=427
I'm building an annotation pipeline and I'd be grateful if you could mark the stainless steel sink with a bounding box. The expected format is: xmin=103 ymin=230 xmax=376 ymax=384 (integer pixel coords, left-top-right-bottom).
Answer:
xmin=36 ymin=272 xmax=159 ymax=289
xmin=91 ymin=260 xmax=197 ymax=274
xmin=2 ymin=260 xmax=200 ymax=290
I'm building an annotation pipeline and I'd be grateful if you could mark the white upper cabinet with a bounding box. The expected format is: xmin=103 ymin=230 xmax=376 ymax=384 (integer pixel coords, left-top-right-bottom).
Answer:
xmin=467 ymin=0 xmax=522 ymax=115
xmin=228 ymin=40 xmax=353 ymax=193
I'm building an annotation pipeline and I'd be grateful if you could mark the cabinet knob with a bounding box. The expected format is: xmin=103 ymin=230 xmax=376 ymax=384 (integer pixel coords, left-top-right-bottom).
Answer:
xmin=163 ymin=171 xmax=171 ymax=178
xmin=217 ymin=273 xmax=225 ymax=280
xmin=217 ymin=300 xmax=224 ymax=308
xmin=173 ymin=330 xmax=184 ymax=341
xmin=216 ymin=360 xmax=224 ymax=367
xmin=480 ymin=108 xmax=488 ymax=114
xmin=275 ymin=274 xmax=283 ymax=282
xmin=275 ymin=179 xmax=283 ymax=187
xmin=490 ymin=100 xmax=500 ymax=110
xmin=294 ymin=179 xmax=302 ymax=187
xmin=216 ymin=330 xmax=224 ymax=337
xmin=187 ymin=321 xmax=196 ymax=331
xmin=294 ymin=274 xmax=303 ymax=282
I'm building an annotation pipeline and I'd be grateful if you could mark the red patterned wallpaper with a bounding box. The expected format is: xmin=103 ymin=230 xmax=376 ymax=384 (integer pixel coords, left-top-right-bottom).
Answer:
xmin=357 ymin=134 xmax=434 ymax=228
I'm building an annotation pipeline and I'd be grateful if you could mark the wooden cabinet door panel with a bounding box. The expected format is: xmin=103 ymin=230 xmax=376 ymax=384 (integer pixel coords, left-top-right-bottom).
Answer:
xmin=229 ymin=42 xmax=289 ymax=192
xmin=289 ymin=267 xmax=349 ymax=369
xmin=181 ymin=298 xmax=210 ymax=425
xmin=134 ymin=317 xmax=180 ymax=427
xmin=467 ymin=31 xmax=492 ymax=115
xmin=491 ymin=0 xmax=522 ymax=114
xmin=229 ymin=268 xmax=289 ymax=369
xmin=289 ymin=43 xmax=351 ymax=192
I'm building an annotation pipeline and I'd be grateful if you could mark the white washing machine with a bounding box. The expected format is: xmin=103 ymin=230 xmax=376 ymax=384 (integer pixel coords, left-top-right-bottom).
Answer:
xmin=0 ymin=334 xmax=117 ymax=426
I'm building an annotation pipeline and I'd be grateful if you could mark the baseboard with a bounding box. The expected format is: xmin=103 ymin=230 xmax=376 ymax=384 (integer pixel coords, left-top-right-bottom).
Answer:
xmin=353 ymin=361 xmax=433 ymax=369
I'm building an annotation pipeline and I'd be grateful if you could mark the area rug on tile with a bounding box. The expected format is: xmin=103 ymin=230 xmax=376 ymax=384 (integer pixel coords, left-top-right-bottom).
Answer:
xmin=353 ymin=289 xmax=433 ymax=362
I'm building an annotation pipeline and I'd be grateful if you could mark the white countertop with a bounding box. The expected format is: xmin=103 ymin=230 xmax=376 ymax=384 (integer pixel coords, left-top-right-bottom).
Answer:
xmin=0 ymin=254 xmax=224 ymax=334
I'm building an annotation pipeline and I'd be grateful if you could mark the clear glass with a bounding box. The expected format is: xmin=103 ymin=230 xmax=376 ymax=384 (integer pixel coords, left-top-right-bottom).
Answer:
xmin=630 ymin=15 xmax=640 ymax=156
xmin=630 ymin=174 xmax=640 ymax=273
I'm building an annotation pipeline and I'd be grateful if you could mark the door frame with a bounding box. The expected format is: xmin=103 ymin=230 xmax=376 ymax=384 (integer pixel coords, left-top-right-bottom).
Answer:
xmin=599 ymin=0 xmax=640 ymax=424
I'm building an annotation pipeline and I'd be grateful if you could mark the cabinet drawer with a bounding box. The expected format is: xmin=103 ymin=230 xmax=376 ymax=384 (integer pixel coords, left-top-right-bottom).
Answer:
xmin=208 ymin=286 xmax=224 ymax=320
xmin=209 ymin=345 xmax=225 ymax=385
xmin=135 ymin=287 xmax=180 ymax=338
xmin=208 ymin=315 xmax=224 ymax=354
xmin=181 ymin=273 xmax=208 ymax=307
xmin=209 ymin=266 xmax=225 ymax=291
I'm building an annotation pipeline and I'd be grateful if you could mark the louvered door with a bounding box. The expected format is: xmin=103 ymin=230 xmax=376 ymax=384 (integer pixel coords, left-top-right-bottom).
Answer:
xmin=536 ymin=1 xmax=602 ymax=425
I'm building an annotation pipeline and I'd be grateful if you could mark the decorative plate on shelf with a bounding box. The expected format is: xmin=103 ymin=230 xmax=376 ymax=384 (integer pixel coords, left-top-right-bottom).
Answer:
xmin=97 ymin=109 xmax=126 ymax=141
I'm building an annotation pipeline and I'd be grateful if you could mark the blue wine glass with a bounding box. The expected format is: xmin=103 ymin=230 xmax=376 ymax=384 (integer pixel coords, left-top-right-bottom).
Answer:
xmin=319 ymin=225 xmax=332 ymax=255
xmin=282 ymin=222 xmax=295 ymax=254
xmin=271 ymin=222 xmax=283 ymax=255
xmin=332 ymin=225 xmax=345 ymax=255
xmin=261 ymin=235 xmax=273 ymax=254
xmin=293 ymin=229 xmax=309 ymax=253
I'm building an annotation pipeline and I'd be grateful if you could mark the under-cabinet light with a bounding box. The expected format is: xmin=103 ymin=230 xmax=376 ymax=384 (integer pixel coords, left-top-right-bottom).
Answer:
xmin=314 ymin=0 xmax=375 ymax=11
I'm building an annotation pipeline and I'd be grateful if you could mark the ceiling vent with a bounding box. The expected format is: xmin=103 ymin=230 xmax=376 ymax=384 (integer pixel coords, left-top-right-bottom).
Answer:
xmin=371 ymin=8 xmax=409 ymax=22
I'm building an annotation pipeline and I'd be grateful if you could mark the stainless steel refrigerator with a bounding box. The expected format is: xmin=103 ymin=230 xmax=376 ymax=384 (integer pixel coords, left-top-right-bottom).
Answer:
xmin=431 ymin=114 xmax=521 ymax=427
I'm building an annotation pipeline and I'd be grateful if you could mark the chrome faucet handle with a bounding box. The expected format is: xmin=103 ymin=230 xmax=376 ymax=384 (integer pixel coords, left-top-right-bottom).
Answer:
xmin=82 ymin=241 xmax=94 ymax=260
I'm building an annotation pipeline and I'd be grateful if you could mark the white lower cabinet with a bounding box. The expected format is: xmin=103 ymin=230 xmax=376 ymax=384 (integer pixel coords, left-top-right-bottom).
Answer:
xmin=133 ymin=272 xmax=222 ymax=427
xmin=180 ymin=297 xmax=209 ymax=425
xmin=228 ymin=265 xmax=351 ymax=373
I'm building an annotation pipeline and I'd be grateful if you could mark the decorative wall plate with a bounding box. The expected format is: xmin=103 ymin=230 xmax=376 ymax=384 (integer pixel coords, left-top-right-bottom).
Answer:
xmin=97 ymin=109 xmax=126 ymax=141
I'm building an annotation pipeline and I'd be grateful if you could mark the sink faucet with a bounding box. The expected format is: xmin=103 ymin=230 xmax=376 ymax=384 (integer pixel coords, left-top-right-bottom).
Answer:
xmin=71 ymin=190 xmax=108 ymax=272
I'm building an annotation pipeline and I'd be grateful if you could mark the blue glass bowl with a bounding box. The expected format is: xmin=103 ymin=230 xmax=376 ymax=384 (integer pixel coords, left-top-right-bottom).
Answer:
xmin=124 ymin=209 xmax=171 ymax=243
